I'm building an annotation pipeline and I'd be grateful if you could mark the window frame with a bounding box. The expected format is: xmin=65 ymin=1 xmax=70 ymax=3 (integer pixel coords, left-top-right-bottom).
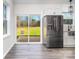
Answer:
xmin=3 ymin=1 xmax=10 ymax=38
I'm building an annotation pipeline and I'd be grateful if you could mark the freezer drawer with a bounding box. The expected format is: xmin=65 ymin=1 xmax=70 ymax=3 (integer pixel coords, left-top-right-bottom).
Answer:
xmin=46 ymin=35 xmax=63 ymax=48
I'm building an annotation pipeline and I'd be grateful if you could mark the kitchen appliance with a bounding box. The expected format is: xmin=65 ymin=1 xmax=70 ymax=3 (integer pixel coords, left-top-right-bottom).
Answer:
xmin=43 ymin=15 xmax=63 ymax=48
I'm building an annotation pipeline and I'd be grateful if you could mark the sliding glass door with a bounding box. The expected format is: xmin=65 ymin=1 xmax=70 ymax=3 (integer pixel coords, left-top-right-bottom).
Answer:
xmin=16 ymin=15 xmax=40 ymax=43
xmin=17 ymin=16 xmax=28 ymax=42
xmin=29 ymin=15 xmax=40 ymax=42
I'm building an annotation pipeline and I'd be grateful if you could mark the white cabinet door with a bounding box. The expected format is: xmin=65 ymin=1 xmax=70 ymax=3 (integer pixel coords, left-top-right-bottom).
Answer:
xmin=63 ymin=32 xmax=75 ymax=47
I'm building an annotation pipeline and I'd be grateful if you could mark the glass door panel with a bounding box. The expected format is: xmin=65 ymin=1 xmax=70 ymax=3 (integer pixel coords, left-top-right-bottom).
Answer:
xmin=29 ymin=15 xmax=40 ymax=42
xmin=17 ymin=16 xmax=28 ymax=42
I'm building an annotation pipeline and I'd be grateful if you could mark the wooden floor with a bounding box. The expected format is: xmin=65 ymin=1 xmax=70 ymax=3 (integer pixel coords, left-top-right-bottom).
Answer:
xmin=4 ymin=44 xmax=75 ymax=59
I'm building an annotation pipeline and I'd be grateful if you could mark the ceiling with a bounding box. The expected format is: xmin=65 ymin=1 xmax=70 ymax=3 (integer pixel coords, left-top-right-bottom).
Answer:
xmin=13 ymin=0 xmax=75 ymax=4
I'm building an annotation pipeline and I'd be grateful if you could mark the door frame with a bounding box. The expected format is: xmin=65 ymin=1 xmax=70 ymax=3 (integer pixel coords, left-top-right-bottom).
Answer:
xmin=15 ymin=14 xmax=42 ymax=44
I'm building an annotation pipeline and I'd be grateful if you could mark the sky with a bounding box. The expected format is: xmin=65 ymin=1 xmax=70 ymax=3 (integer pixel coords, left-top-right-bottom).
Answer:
xmin=20 ymin=16 xmax=28 ymax=21
xmin=32 ymin=16 xmax=40 ymax=21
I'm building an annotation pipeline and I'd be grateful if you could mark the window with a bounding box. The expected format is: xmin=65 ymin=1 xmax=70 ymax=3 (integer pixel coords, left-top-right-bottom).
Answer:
xmin=3 ymin=3 xmax=7 ymax=34
xmin=3 ymin=1 xmax=10 ymax=35
xmin=63 ymin=12 xmax=73 ymax=24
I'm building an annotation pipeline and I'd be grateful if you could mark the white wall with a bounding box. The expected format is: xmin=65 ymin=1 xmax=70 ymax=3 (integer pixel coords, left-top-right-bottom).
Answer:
xmin=14 ymin=4 xmax=67 ymax=15
xmin=14 ymin=4 xmax=75 ymax=47
xmin=3 ymin=0 xmax=16 ymax=57
xmin=14 ymin=4 xmax=75 ymax=25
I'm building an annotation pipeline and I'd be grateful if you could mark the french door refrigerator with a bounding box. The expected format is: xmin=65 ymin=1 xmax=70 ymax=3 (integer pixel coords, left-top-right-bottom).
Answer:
xmin=43 ymin=15 xmax=63 ymax=48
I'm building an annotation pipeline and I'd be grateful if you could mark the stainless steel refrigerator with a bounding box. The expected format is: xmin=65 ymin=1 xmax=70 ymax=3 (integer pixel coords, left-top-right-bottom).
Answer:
xmin=43 ymin=15 xmax=63 ymax=48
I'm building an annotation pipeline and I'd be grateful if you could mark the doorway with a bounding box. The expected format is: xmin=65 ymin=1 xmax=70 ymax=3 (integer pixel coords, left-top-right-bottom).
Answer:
xmin=16 ymin=15 xmax=41 ymax=43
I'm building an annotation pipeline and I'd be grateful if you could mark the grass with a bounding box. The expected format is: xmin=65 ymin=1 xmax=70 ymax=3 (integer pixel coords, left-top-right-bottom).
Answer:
xmin=17 ymin=27 xmax=40 ymax=36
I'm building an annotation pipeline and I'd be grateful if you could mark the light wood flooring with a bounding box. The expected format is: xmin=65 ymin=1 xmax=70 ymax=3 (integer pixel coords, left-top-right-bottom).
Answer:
xmin=4 ymin=44 xmax=75 ymax=59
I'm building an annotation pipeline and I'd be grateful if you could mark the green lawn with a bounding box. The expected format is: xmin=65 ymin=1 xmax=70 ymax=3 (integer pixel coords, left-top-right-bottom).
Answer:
xmin=17 ymin=27 xmax=40 ymax=36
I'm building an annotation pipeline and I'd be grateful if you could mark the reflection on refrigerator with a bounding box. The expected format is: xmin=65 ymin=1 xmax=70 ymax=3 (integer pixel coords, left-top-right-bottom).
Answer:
xmin=43 ymin=15 xmax=63 ymax=48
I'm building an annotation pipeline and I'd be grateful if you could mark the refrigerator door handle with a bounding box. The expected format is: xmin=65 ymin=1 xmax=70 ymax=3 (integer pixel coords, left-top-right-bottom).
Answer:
xmin=56 ymin=18 xmax=59 ymax=32
xmin=53 ymin=18 xmax=56 ymax=32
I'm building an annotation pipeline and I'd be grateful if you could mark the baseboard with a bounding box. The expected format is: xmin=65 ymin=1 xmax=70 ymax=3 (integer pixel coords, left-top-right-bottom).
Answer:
xmin=64 ymin=45 xmax=75 ymax=47
xmin=3 ymin=43 xmax=15 ymax=58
